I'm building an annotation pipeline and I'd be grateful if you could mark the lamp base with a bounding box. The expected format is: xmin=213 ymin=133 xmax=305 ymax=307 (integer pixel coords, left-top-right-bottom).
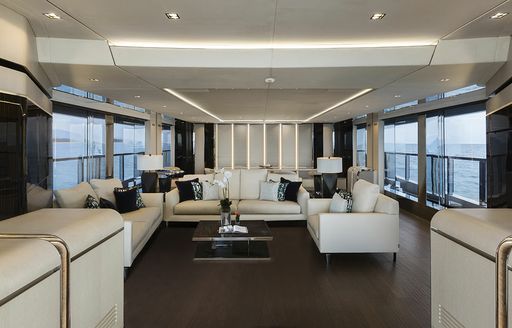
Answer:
xmin=321 ymin=173 xmax=338 ymax=198
xmin=141 ymin=172 xmax=158 ymax=193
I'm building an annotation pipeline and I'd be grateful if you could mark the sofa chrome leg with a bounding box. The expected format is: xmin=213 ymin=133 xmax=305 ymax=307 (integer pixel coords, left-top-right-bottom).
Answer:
xmin=124 ymin=268 xmax=129 ymax=280
xmin=325 ymin=254 xmax=331 ymax=266
xmin=165 ymin=221 xmax=169 ymax=228
xmin=393 ymin=252 xmax=397 ymax=262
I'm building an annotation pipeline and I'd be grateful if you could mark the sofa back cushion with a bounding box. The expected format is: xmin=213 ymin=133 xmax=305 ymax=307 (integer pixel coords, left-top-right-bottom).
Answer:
xmin=240 ymin=169 xmax=268 ymax=199
xmin=351 ymin=179 xmax=380 ymax=213
xmin=267 ymin=172 xmax=302 ymax=182
xmin=180 ymin=174 xmax=214 ymax=182
xmin=215 ymin=169 xmax=240 ymax=200
xmin=90 ymin=178 xmax=123 ymax=206
xmin=54 ymin=182 xmax=97 ymax=208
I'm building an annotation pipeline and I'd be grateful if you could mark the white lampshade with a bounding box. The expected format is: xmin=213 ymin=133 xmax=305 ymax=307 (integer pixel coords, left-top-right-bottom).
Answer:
xmin=137 ymin=154 xmax=163 ymax=171
xmin=317 ymin=157 xmax=343 ymax=174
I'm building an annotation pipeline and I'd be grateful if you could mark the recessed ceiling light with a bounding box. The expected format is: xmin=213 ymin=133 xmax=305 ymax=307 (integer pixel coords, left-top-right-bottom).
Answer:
xmin=179 ymin=112 xmax=184 ymax=115
xmin=43 ymin=12 xmax=61 ymax=20
xmin=264 ymin=77 xmax=276 ymax=84
xmin=490 ymin=12 xmax=509 ymax=19
xmin=365 ymin=105 xmax=369 ymax=108
xmin=440 ymin=78 xmax=450 ymax=82
xmin=370 ymin=13 xmax=386 ymax=20
xmin=134 ymin=95 xmax=141 ymax=98
xmin=162 ymin=105 xmax=167 ymax=108
xmin=394 ymin=94 xmax=401 ymax=98
xmin=89 ymin=78 xmax=99 ymax=82
xmin=165 ymin=12 xmax=180 ymax=20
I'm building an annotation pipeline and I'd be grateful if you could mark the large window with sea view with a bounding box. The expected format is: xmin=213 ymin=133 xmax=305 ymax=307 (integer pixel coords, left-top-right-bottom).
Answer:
xmin=114 ymin=118 xmax=145 ymax=182
xmin=356 ymin=124 xmax=367 ymax=167
xmin=52 ymin=107 xmax=106 ymax=190
xmin=162 ymin=124 xmax=172 ymax=167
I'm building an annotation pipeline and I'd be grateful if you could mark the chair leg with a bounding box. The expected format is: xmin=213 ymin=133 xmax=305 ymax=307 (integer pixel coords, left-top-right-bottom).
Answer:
xmin=325 ymin=253 xmax=331 ymax=266
xmin=165 ymin=221 xmax=169 ymax=228
xmin=393 ymin=252 xmax=397 ymax=262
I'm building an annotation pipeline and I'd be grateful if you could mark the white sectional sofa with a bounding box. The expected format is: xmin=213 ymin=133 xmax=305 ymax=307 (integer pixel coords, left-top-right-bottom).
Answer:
xmin=307 ymin=180 xmax=399 ymax=264
xmin=0 ymin=209 xmax=124 ymax=328
xmin=53 ymin=179 xmax=163 ymax=268
xmin=164 ymin=169 xmax=310 ymax=222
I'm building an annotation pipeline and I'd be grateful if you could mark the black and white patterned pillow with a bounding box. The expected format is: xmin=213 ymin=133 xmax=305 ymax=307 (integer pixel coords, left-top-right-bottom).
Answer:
xmin=337 ymin=190 xmax=353 ymax=213
xmin=277 ymin=182 xmax=288 ymax=201
xmin=135 ymin=190 xmax=145 ymax=209
xmin=191 ymin=181 xmax=203 ymax=200
xmin=84 ymin=194 xmax=100 ymax=209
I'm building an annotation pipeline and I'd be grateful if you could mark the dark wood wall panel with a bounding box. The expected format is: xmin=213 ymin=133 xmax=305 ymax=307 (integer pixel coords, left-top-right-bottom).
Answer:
xmin=204 ymin=123 xmax=215 ymax=169
xmin=334 ymin=119 xmax=353 ymax=178
xmin=175 ymin=119 xmax=195 ymax=174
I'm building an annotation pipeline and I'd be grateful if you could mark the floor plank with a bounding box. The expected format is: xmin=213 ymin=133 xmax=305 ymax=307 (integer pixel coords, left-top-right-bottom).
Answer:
xmin=124 ymin=211 xmax=431 ymax=328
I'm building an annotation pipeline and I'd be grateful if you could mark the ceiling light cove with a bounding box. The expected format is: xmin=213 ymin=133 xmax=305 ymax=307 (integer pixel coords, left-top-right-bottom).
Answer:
xmin=164 ymin=88 xmax=223 ymax=122
xmin=490 ymin=12 xmax=509 ymax=19
xmin=108 ymin=40 xmax=438 ymax=49
xmin=440 ymin=78 xmax=450 ymax=82
xmin=370 ymin=13 xmax=386 ymax=20
xmin=165 ymin=12 xmax=180 ymax=20
xmin=43 ymin=12 xmax=61 ymax=20
xmin=89 ymin=78 xmax=99 ymax=82
xmin=304 ymin=89 xmax=373 ymax=122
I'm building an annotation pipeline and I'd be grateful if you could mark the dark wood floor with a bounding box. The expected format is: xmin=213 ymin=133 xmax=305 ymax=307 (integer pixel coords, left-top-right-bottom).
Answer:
xmin=124 ymin=211 xmax=431 ymax=328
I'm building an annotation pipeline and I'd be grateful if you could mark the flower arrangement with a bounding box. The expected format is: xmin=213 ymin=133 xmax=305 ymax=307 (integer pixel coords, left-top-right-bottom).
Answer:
xmin=214 ymin=168 xmax=232 ymax=212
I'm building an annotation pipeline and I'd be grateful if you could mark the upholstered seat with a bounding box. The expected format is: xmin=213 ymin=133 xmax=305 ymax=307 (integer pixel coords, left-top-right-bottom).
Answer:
xmin=174 ymin=200 xmax=239 ymax=215
xmin=238 ymin=200 xmax=301 ymax=214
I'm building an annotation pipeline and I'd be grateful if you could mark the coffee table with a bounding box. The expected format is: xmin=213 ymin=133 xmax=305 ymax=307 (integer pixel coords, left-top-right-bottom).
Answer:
xmin=192 ymin=220 xmax=273 ymax=260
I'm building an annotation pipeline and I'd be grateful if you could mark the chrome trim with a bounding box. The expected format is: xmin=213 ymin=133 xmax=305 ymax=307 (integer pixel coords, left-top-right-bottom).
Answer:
xmin=496 ymin=236 xmax=512 ymax=328
xmin=0 ymin=234 xmax=70 ymax=328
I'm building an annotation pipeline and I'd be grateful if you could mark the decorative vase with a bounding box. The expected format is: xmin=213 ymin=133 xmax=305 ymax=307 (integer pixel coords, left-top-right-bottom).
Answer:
xmin=220 ymin=208 xmax=231 ymax=226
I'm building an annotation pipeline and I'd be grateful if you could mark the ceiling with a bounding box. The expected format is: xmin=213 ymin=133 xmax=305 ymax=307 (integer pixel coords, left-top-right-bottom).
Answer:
xmin=1 ymin=0 xmax=511 ymax=122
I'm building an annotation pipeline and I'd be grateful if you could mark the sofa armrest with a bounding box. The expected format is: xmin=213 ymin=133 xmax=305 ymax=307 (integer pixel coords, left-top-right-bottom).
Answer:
xmin=297 ymin=186 xmax=310 ymax=214
xmin=164 ymin=188 xmax=180 ymax=219
xmin=307 ymin=198 xmax=331 ymax=216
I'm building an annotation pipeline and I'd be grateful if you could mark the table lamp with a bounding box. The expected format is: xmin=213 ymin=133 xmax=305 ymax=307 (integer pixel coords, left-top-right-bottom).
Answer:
xmin=317 ymin=157 xmax=343 ymax=198
xmin=137 ymin=154 xmax=163 ymax=193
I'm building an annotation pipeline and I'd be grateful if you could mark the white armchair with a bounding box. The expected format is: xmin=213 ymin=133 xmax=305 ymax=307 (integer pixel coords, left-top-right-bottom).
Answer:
xmin=307 ymin=193 xmax=400 ymax=264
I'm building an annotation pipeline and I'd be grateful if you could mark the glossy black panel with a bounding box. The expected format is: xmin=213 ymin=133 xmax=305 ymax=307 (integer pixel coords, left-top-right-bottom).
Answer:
xmin=313 ymin=123 xmax=323 ymax=168
xmin=333 ymin=119 xmax=353 ymax=178
xmin=175 ymin=119 xmax=195 ymax=174
xmin=487 ymin=105 xmax=512 ymax=208
xmin=204 ymin=123 xmax=215 ymax=169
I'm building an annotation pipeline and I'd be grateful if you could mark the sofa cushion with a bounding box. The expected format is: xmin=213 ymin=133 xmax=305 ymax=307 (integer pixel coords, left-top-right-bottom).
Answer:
xmin=121 ymin=207 xmax=161 ymax=225
xmin=351 ymin=179 xmax=380 ymax=213
xmin=175 ymin=200 xmax=240 ymax=215
xmin=281 ymin=178 xmax=302 ymax=202
xmin=114 ymin=187 xmax=138 ymax=214
xmin=267 ymin=173 xmax=302 ymax=182
xmin=238 ymin=200 xmax=301 ymax=214
xmin=90 ymin=178 xmax=123 ymax=206
xmin=54 ymin=182 xmax=97 ymax=208
xmin=308 ymin=214 xmax=320 ymax=239
xmin=240 ymin=169 xmax=268 ymax=199
xmin=215 ymin=169 xmax=240 ymax=200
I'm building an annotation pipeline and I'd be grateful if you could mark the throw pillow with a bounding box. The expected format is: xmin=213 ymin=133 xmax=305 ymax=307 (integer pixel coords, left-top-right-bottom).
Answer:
xmin=84 ymin=194 xmax=100 ymax=209
xmin=351 ymin=179 xmax=379 ymax=213
xmin=329 ymin=193 xmax=348 ymax=213
xmin=175 ymin=178 xmax=199 ymax=202
xmin=337 ymin=190 xmax=353 ymax=213
xmin=135 ymin=190 xmax=145 ymax=209
xmin=202 ymin=181 xmax=219 ymax=200
xmin=280 ymin=178 xmax=302 ymax=202
xmin=54 ymin=182 xmax=97 ymax=208
xmin=277 ymin=182 xmax=288 ymax=201
xmin=113 ymin=187 xmax=138 ymax=214
xmin=89 ymin=178 xmax=123 ymax=207
xmin=259 ymin=181 xmax=279 ymax=201
xmin=99 ymin=197 xmax=117 ymax=210
xmin=191 ymin=181 xmax=203 ymax=200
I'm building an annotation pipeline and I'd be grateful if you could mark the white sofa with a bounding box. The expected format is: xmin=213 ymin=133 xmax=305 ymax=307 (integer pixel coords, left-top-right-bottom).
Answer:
xmin=0 ymin=209 xmax=124 ymax=327
xmin=53 ymin=179 xmax=163 ymax=268
xmin=164 ymin=169 xmax=310 ymax=222
xmin=307 ymin=187 xmax=399 ymax=264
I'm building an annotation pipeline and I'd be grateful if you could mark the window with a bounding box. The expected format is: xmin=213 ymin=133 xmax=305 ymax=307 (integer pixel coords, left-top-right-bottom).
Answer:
xmin=114 ymin=118 xmax=145 ymax=181
xmin=426 ymin=102 xmax=487 ymax=208
xmin=54 ymin=85 xmax=106 ymax=103
xmin=384 ymin=117 xmax=418 ymax=201
xmin=162 ymin=124 xmax=172 ymax=167
xmin=356 ymin=124 xmax=367 ymax=167
xmin=52 ymin=110 xmax=106 ymax=190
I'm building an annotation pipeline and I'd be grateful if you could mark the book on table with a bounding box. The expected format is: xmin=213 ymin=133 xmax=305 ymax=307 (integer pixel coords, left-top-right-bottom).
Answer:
xmin=218 ymin=225 xmax=248 ymax=234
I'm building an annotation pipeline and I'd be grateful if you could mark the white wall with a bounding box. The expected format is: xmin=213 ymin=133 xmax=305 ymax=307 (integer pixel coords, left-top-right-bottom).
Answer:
xmin=323 ymin=124 xmax=334 ymax=157
xmin=0 ymin=4 xmax=52 ymax=113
